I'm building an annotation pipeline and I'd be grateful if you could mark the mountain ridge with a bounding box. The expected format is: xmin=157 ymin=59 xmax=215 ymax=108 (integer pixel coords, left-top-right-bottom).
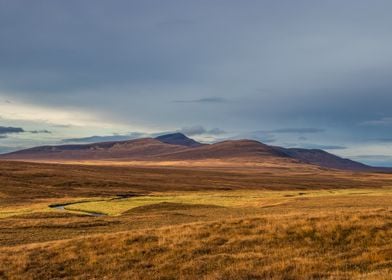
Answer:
xmin=0 ymin=133 xmax=388 ymax=172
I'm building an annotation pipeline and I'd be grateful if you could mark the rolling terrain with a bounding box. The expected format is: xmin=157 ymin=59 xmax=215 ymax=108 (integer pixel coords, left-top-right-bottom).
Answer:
xmin=0 ymin=133 xmax=385 ymax=172
xmin=0 ymin=160 xmax=391 ymax=279
xmin=0 ymin=135 xmax=391 ymax=279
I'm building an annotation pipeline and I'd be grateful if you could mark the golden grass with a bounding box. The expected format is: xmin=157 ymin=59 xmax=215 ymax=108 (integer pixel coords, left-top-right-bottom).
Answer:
xmin=2 ymin=189 xmax=389 ymax=218
xmin=1 ymin=160 xmax=392 ymax=279
xmin=7 ymin=158 xmax=321 ymax=169
xmin=0 ymin=206 xmax=391 ymax=279
xmin=1 ymin=160 xmax=392 ymax=208
xmin=63 ymin=188 xmax=392 ymax=216
xmin=0 ymin=197 xmax=105 ymax=218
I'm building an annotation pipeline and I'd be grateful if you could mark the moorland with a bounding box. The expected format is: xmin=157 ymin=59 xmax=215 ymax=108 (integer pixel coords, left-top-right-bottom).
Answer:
xmin=0 ymin=158 xmax=391 ymax=279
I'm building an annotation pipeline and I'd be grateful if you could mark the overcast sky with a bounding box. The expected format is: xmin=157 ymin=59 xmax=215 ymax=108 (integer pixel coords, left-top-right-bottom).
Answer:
xmin=1 ymin=0 xmax=392 ymax=166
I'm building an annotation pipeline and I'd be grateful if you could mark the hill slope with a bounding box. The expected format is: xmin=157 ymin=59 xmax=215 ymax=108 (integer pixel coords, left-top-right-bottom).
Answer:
xmin=0 ymin=133 xmax=383 ymax=171
xmin=163 ymin=140 xmax=290 ymax=160
xmin=275 ymin=148 xmax=371 ymax=171
xmin=0 ymin=138 xmax=188 ymax=160
xmin=155 ymin=133 xmax=203 ymax=147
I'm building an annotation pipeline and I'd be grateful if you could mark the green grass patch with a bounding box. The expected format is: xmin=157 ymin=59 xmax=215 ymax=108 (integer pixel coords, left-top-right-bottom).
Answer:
xmin=62 ymin=188 xmax=392 ymax=216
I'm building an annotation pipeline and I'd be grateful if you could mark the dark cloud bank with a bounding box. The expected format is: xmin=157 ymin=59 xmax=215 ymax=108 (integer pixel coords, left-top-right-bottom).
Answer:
xmin=0 ymin=126 xmax=24 ymax=135
xmin=1 ymin=1 xmax=392 ymax=165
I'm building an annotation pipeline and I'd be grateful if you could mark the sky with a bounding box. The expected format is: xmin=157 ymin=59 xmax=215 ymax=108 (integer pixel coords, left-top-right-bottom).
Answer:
xmin=1 ymin=0 xmax=392 ymax=166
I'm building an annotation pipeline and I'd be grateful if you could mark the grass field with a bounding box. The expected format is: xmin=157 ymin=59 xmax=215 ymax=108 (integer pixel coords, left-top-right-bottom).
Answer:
xmin=0 ymin=160 xmax=391 ymax=279
xmin=60 ymin=188 xmax=392 ymax=216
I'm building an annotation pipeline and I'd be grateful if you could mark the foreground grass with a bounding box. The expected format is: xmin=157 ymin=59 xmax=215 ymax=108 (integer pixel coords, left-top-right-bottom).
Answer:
xmin=0 ymin=208 xmax=391 ymax=279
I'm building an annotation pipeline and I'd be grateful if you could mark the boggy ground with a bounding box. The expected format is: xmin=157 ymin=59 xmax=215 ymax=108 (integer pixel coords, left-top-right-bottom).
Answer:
xmin=0 ymin=160 xmax=391 ymax=279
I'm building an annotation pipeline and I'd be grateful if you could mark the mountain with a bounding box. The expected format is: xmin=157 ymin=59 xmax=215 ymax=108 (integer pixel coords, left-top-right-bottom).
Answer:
xmin=0 ymin=136 xmax=290 ymax=162
xmin=0 ymin=138 xmax=188 ymax=161
xmin=155 ymin=133 xmax=203 ymax=147
xmin=162 ymin=139 xmax=290 ymax=160
xmin=0 ymin=133 xmax=385 ymax=172
xmin=275 ymin=148 xmax=371 ymax=171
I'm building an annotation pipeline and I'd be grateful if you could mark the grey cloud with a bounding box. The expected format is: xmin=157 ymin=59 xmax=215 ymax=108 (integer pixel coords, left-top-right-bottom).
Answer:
xmin=173 ymin=97 xmax=228 ymax=103
xmin=351 ymin=155 xmax=392 ymax=167
xmin=62 ymin=133 xmax=146 ymax=144
xmin=0 ymin=146 xmax=14 ymax=153
xmin=157 ymin=19 xmax=196 ymax=27
xmin=179 ymin=126 xmax=226 ymax=136
xmin=266 ymin=128 xmax=325 ymax=134
xmin=51 ymin=124 xmax=73 ymax=128
xmin=239 ymin=128 xmax=324 ymax=146
xmin=29 ymin=130 xmax=52 ymax=134
xmin=360 ymin=117 xmax=392 ymax=126
xmin=299 ymin=144 xmax=347 ymax=150
xmin=62 ymin=127 xmax=225 ymax=144
xmin=0 ymin=126 xmax=25 ymax=134
xmin=208 ymin=128 xmax=226 ymax=135
xmin=353 ymin=155 xmax=392 ymax=160
xmin=232 ymin=131 xmax=276 ymax=144
xmin=371 ymin=138 xmax=392 ymax=142
xmin=259 ymin=138 xmax=276 ymax=144
xmin=1 ymin=0 xmax=392 ymax=165
xmin=0 ymin=127 xmax=52 ymax=136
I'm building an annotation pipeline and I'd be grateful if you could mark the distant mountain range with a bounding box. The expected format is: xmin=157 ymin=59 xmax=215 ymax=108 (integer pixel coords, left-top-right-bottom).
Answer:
xmin=0 ymin=132 xmax=388 ymax=172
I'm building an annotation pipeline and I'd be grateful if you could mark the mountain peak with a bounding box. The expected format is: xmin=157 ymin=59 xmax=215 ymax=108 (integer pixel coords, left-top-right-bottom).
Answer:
xmin=155 ymin=133 xmax=203 ymax=147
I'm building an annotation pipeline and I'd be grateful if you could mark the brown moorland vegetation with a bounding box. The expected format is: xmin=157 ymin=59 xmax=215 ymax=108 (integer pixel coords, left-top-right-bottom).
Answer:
xmin=0 ymin=160 xmax=391 ymax=279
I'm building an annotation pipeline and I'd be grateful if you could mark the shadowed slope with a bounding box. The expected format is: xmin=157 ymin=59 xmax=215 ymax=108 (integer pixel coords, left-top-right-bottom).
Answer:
xmin=276 ymin=148 xmax=372 ymax=171
xmin=0 ymin=138 xmax=189 ymax=160
xmin=155 ymin=133 xmax=203 ymax=147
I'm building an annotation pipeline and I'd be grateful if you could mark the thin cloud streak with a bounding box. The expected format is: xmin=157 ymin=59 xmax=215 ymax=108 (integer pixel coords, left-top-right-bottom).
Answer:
xmin=179 ymin=126 xmax=226 ymax=136
xmin=265 ymin=128 xmax=325 ymax=134
xmin=0 ymin=126 xmax=24 ymax=134
xmin=173 ymin=97 xmax=228 ymax=103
